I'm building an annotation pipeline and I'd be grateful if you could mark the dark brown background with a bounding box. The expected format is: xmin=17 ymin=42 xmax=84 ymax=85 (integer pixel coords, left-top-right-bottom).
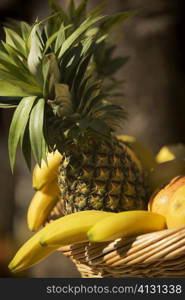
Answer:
xmin=0 ymin=0 xmax=185 ymax=277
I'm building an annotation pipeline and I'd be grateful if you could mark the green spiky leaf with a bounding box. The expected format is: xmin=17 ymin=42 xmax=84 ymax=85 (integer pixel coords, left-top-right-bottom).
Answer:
xmin=0 ymin=57 xmax=31 ymax=84
xmin=0 ymin=81 xmax=32 ymax=97
xmin=99 ymin=11 xmax=135 ymax=34
xmin=20 ymin=124 xmax=32 ymax=170
xmin=20 ymin=21 xmax=31 ymax=40
xmin=1 ymin=42 xmax=27 ymax=69
xmin=48 ymin=0 xmax=69 ymax=24
xmin=4 ymin=27 xmax=26 ymax=57
xmin=54 ymin=24 xmax=71 ymax=54
xmin=8 ymin=96 xmax=37 ymax=171
xmin=29 ymin=98 xmax=46 ymax=166
xmin=89 ymin=119 xmax=111 ymax=136
xmin=73 ymin=54 xmax=92 ymax=100
xmin=27 ymin=23 xmax=43 ymax=77
xmin=58 ymin=15 xmax=105 ymax=58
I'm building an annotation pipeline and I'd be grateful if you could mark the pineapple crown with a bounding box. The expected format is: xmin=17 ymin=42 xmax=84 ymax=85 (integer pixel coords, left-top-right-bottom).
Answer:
xmin=0 ymin=0 xmax=133 ymax=170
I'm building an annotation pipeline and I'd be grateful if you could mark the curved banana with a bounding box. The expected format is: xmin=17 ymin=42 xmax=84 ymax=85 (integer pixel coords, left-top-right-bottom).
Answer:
xmin=8 ymin=227 xmax=56 ymax=273
xmin=27 ymin=179 xmax=60 ymax=231
xmin=32 ymin=150 xmax=62 ymax=190
xmin=39 ymin=210 xmax=113 ymax=247
xmin=88 ymin=210 xmax=166 ymax=242
xmin=9 ymin=210 xmax=113 ymax=273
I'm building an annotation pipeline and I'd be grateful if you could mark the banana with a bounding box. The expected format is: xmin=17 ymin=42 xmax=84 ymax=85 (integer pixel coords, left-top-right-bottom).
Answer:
xmin=27 ymin=179 xmax=60 ymax=231
xmin=32 ymin=150 xmax=62 ymax=190
xmin=39 ymin=210 xmax=113 ymax=247
xmin=88 ymin=210 xmax=166 ymax=242
xmin=9 ymin=210 xmax=113 ymax=273
xmin=8 ymin=227 xmax=56 ymax=273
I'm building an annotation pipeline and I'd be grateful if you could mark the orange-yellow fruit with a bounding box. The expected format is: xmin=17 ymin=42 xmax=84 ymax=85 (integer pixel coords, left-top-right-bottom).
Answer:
xmin=166 ymin=184 xmax=185 ymax=228
xmin=148 ymin=176 xmax=185 ymax=217
xmin=148 ymin=176 xmax=185 ymax=228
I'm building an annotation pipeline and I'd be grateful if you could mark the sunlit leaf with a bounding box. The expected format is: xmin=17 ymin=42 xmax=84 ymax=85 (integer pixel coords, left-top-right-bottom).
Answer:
xmin=4 ymin=27 xmax=26 ymax=57
xmin=1 ymin=42 xmax=26 ymax=69
xmin=54 ymin=24 xmax=72 ymax=54
xmin=44 ymin=31 xmax=58 ymax=53
xmin=21 ymin=21 xmax=31 ymax=40
xmin=29 ymin=98 xmax=45 ymax=166
xmin=20 ymin=124 xmax=32 ymax=170
xmin=8 ymin=96 xmax=37 ymax=171
xmin=27 ymin=23 xmax=43 ymax=77
xmin=0 ymin=81 xmax=35 ymax=97
xmin=58 ymin=15 xmax=105 ymax=58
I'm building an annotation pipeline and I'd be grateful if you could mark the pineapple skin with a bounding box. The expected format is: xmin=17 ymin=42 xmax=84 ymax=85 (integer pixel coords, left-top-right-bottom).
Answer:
xmin=57 ymin=137 xmax=148 ymax=215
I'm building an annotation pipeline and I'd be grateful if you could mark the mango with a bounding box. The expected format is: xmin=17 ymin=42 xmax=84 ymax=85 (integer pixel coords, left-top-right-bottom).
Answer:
xmin=148 ymin=176 xmax=185 ymax=217
xmin=148 ymin=176 xmax=185 ymax=228
xmin=166 ymin=185 xmax=185 ymax=228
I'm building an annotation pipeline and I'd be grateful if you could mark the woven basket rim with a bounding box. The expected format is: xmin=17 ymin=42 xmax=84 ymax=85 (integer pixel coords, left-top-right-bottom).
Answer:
xmin=60 ymin=225 xmax=185 ymax=278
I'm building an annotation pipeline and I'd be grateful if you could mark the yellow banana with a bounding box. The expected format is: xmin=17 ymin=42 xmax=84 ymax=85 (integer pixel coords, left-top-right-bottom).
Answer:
xmin=27 ymin=179 xmax=60 ymax=231
xmin=9 ymin=210 xmax=113 ymax=273
xmin=32 ymin=150 xmax=62 ymax=190
xmin=8 ymin=227 xmax=56 ymax=273
xmin=39 ymin=210 xmax=114 ymax=247
xmin=88 ymin=210 xmax=166 ymax=242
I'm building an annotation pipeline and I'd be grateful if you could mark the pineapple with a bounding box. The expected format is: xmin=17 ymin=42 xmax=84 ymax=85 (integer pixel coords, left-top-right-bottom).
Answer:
xmin=0 ymin=0 xmax=148 ymax=215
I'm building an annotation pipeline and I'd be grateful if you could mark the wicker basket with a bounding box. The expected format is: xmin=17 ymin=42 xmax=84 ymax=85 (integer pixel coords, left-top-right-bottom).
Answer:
xmin=59 ymin=226 xmax=185 ymax=277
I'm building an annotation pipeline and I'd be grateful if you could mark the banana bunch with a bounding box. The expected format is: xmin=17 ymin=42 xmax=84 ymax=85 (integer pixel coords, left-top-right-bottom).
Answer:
xmin=28 ymin=151 xmax=62 ymax=231
xmin=14 ymin=140 xmax=168 ymax=274
xmin=9 ymin=210 xmax=166 ymax=273
xmin=9 ymin=210 xmax=113 ymax=273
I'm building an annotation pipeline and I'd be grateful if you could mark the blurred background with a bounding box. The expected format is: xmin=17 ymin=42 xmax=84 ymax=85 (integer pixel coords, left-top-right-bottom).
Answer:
xmin=0 ymin=0 xmax=185 ymax=277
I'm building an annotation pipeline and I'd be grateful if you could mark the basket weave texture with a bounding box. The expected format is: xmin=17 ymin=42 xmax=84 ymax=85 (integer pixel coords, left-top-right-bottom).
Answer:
xmin=60 ymin=226 xmax=185 ymax=277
